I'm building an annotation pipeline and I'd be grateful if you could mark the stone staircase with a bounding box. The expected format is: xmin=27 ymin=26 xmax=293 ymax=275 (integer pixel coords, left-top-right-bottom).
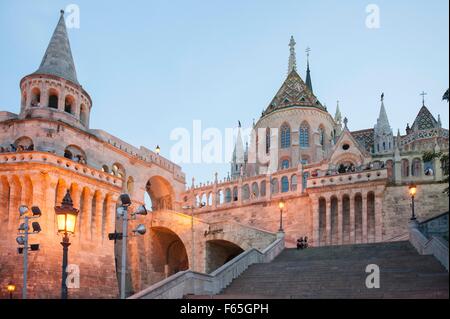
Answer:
xmin=209 ymin=241 xmax=448 ymax=299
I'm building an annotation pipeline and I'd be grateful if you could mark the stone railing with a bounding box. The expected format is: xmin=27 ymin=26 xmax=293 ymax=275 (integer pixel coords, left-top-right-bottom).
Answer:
xmin=0 ymin=151 xmax=123 ymax=188
xmin=409 ymin=220 xmax=449 ymax=271
xmin=128 ymin=233 xmax=285 ymax=299
xmin=307 ymin=168 xmax=387 ymax=188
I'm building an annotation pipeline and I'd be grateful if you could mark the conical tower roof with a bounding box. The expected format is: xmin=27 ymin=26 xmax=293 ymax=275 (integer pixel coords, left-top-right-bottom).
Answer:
xmin=33 ymin=10 xmax=79 ymax=85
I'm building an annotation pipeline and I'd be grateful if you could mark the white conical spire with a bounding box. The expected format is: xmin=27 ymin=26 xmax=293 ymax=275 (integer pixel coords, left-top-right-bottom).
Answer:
xmin=288 ymin=36 xmax=297 ymax=74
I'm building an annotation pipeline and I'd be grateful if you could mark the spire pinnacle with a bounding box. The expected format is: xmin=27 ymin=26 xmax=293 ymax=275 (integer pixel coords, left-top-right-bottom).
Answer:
xmin=420 ymin=91 xmax=427 ymax=106
xmin=305 ymin=47 xmax=313 ymax=93
xmin=288 ymin=36 xmax=297 ymax=74
xmin=334 ymin=100 xmax=342 ymax=124
xmin=33 ymin=11 xmax=79 ymax=85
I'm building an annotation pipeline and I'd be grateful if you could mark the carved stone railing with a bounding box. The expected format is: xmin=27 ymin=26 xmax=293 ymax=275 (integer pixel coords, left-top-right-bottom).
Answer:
xmin=409 ymin=220 xmax=449 ymax=271
xmin=307 ymin=168 xmax=387 ymax=188
xmin=128 ymin=233 xmax=285 ymax=299
xmin=0 ymin=151 xmax=123 ymax=188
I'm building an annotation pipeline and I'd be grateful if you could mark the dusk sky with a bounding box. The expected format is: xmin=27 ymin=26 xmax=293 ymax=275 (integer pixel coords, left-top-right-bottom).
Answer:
xmin=0 ymin=0 xmax=448 ymax=184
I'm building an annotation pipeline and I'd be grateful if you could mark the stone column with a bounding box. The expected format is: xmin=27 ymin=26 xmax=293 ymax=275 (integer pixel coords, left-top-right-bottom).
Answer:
xmin=326 ymin=197 xmax=331 ymax=246
xmin=7 ymin=176 xmax=21 ymax=233
xmin=375 ymin=190 xmax=383 ymax=242
xmin=94 ymin=191 xmax=105 ymax=243
xmin=311 ymin=196 xmax=320 ymax=247
xmin=58 ymin=87 xmax=65 ymax=112
xmin=337 ymin=196 xmax=343 ymax=245
xmin=349 ymin=192 xmax=355 ymax=244
xmin=362 ymin=193 xmax=368 ymax=243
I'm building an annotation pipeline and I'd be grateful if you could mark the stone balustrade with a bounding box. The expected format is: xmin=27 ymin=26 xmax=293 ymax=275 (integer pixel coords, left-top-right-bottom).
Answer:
xmin=0 ymin=151 xmax=123 ymax=188
xmin=307 ymin=168 xmax=387 ymax=188
xmin=128 ymin=234 xmax=285 ymax=299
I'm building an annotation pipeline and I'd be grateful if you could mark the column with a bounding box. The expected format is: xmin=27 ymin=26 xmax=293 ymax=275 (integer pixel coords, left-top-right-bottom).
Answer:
xmin=337 ymin=196 xmax=343 ymax=245
xmin=326 ymin=197 xmax=331 ymax=246
xmin=7 ymin=176 xmax=21 ymax=233
xmin=375 ymin=190 xmax=383 ymax=242
xmin=311 ymin=197 xmax=319 ymax=246
xmin=349 ymin=192 xmax=355 ymax=244
xmin=94 ymin=191 xmax=105 ymax=243
xmin=362 ymin=193 xmax=368 ymax=243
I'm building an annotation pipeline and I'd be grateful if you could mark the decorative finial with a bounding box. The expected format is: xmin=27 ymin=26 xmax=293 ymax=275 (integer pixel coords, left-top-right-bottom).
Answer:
xmin=420 ymin=91 xmax=427 ymax=106
xmin=306 ymin=47 xmax=311 ymax=66
xmin=60 ymin=9 xmax=65 ymax=15
xmin=238 ymin=120 xmax=242 ymax=128
xmin=381 ymin=92 xmax=384 ymax=102
xmin=288 ymin=36 xmax=297 ymax=74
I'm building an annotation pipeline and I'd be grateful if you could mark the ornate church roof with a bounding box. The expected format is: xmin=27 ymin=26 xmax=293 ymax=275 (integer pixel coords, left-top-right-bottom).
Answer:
xmin=351 ymin=129 xmax=374 ymax=153
xmin=32 ymin=10 xmax=79 ymax=85
xmin=261 ymin=37 xmax=325 ymax=118
xmin=411 ymin=105 xmax=439 ymax=131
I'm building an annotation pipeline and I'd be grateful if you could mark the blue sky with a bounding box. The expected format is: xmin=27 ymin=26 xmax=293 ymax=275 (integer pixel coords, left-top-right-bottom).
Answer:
xmin=0 ymin=0 xmax=448 ymax=184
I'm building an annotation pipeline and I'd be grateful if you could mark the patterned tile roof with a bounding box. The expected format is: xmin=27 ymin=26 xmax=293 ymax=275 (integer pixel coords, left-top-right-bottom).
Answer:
xmin=351 ymin=128 xmax=374 ymax=153
xmin=411 ymin=105 xmax=439 ymax=131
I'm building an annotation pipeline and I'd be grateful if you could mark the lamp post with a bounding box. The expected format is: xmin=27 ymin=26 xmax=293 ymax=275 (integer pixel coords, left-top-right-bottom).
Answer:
xmin=278 ymin=199 xmax=285 ymax=232
xmin=54 ymin=190 xmax=79 ymax=299
xmin=409 ymin=183 xmax=417 ymax=220
xmin=7 ymin=283 xmax=15 ymax=299
xmin=109 ymin=194 xmax=148 ymax=299
xmin=16 ymin=205 xmax=42 ymax=299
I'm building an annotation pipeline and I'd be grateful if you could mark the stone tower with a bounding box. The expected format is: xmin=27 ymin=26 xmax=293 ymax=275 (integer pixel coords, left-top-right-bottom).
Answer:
xmin=373 ymin=93 xmax=394 ymax=154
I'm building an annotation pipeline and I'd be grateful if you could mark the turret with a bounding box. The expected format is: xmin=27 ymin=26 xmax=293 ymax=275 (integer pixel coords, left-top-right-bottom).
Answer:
xmin=373 ymin=93 xmax=394 ymax=154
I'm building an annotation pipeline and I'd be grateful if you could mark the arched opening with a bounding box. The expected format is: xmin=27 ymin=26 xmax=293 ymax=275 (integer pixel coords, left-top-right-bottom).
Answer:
xmin=299 ymin=122 xmax=310 ymax=148
xmin=242 ymin=184 xmax=250 ymax=201
xmin=271 ymin=178 xmax=279 ymax=194
xmin=367 ymin=192 xmax=376 ymax=243
xmin=281 ymin=176 xmax=289 ymax=193
xmin=354 ymin=193 xmax=363 ymax=243
xmin=330 ymin=196 xmax=338 ymax=244
xmin=31 ymin=87 xmax=41 ymax=107
xmin=318 ymin=125 xmax=326 ymax=148
xmin=318 ymin=197 xmax=326 ymax=246
xmin=80 ymin=104 xmax=88 ymax=126
xmin=205 ymin=240 xmax=244 ymax=273
xmin=101 ymin=165 xmax=110 ymax=173
xmin=251 ymin=182 xmax=259 ymax=198
xmin=225 ymin=188 xmax=232 ymax=203
xmin=64 ymin=95 xmax=75 ymax=114
xmin=232 ymin=186 xmax=238 ymax=201
xmin=217 ymin=190 xmax=224 ymax=205
xmin=280 ymin=123 xmax=291 ymax=149
xmin=342 ymin=194 xmax=350 ymax=244
xmin=14 ymin=136 xmax=34 ymax=151
xmin=291 ymin=174 xmax=298 ymax=191
xmin=281 ymin=158 xmax=290 ymax=170
xmin=64 ymin=145 xmax=87 ymax=164
xmin=145 ymin=176 xmax=174 ymax=211
xmin=150 ymin=227 xmax=189 ymax=280
xmin=111 ymin=163 xmax=125 ymax=179
xmin=48 ymin=89 xmax=59 ymax=109
xmin=260 ymin=181 xmax=266 ymax=197
xmin=401 ymin=159 xmax=410 ymax=177
xmin=411 ymin=158 xmax=422 ymax=177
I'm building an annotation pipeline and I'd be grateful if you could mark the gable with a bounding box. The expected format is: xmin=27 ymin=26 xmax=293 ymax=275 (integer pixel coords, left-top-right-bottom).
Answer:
xmin=327 ymin=129 xmax=372 ymax=167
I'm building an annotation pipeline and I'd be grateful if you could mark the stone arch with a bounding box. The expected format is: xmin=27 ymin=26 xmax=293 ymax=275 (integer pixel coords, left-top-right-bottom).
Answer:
xmin=14 ymin=136 xmax=34 ymax=151
xmin=225 ymin=188 xmax=232 ymax=203
xmin=8 ymin=175 xmax=22 ymax=229
xmin=55 ymin=178 xmax=67 ymax=206
xmin=80 ymin=103 xmax=88 ymax=126
xmin=299 ymin=121 xmax=310 ymax=148
xmin=232 ymin=186 xmax=238 ymax=201
xmin=280 ymin=122 xmax=291 ymax=149
xmin=64 ymin=94 xmax=75 ymax=114
xmin=0 ymin=176 xmax=10 ymax=232
xmin=205 ymin=239 xmax=244 ymax=273
xmin=31 ymin=87 xmax=41 ymax=107
xmin=251 ymin=182 xmax=259 ymax=198
xmin=22 ymin=175 xmax=33 ymax=209
xmin=281 ymin=176 xmax=289 ymax=193
xmin=145 ymin=176 xmax=174 ymax=211
xmin=242 ymin=184 xmax=250 ymax=201
xmin=401 ymin=159 xmax=410 ymax=177
xmin=149 ymin=226 xmax=189 ymax=279
xmin=291 ymin=174 xmax=298 ymax=191
xmin=111 ymin=163 xmax=126 ymax=179
xmin=48 ymin=88 xmax=59 ymax=109
xmin=318 ymin=197 xmax=326 ymax=246
xmin=260 ymin=180 xmax=266 ymax=197
xmin=217 ymin=189 xmax=224 ymax=205
xmin=411 ymin=158 xmax=422 ymax=177
xmin=271 ymin=178 xmax=279 ymax=194
xmin=64 ymin=145 xmax=87 ymax=164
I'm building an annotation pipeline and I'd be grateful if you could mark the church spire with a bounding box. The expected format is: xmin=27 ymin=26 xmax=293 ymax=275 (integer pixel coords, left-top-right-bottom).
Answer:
xmin=288 ymin=36 xmax=297 ymax=74
xmin=334 ymin=100 xmax=342 ymax=124
xmin=305 ymin=47 xmax=313 ymax=93
xmin=33 ymin=10 xmax=79 ymax=85
xmin=377 ymin=93 xmax=391 ymax=129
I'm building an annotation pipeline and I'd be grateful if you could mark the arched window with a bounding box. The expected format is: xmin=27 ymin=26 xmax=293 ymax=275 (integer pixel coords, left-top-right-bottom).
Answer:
xmin=260 ymin=181 xmax=266 ymax=197
xmin=271 ymin=178 xmax=279 ymax=194
xmin=281 ymin=176 xmax=289 ymax=193
xmin=101 ymin=165 xmax=110 ymax=173
xmin=265 ymin=128 xmax=270 ymax=154
xmin=291 ymin=175 xmax=298 ymax=191
xmin=411 ymin=158 xmax=422 ymax=177
xmin=280 ymin=124 xmax=291 ymax=149
xmin=64 ymin=145 xmax=86 ymax=164
xmin=31 ymin=88 xmax=41 ymax=107
xmin=401 ymin=159 xmax=410 ymax=177
xmin=48 ymin=89 xmax=59 ymax=109
xmin=65 ymin=95 xmax=74 ymax=114
xmin=14 ymin=136 xmax=34 ymax=151
xmin=225 ymin=188 xmax=232 ymax=203
xmin=232 ymin=186 xmax=238 ymax=201
xmin=251 ymin=182 xmax=259 ymax=198
xmin=281 ymin=159 xmax=290 ymax=170
xmin=424 ymin=160 xmax=434 ymax=176
xmin=318 ymin=126 xmax=325 ymax=147
xmin=112 ymin=163 xmax=125 ymax=179
xmin=302 ymin=172 xmax=310 ymax=190
xmin=299 ymin=122 xmax=310 ymax=148
xmin=301 ymin=156 xmax=310 ymax=165
xmin=242 ymin=185 xmax=250 ymax=200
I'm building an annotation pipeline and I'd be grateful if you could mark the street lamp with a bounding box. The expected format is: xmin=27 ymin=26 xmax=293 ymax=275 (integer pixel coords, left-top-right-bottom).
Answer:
xmin=17 ymin=205 xmax=42 ymax=299
xmin=109 ymin=194 xmax=148 ymax=299
xmin=278 ymin=199 xmax=285 ymax=232
xmin=155 ymin=145 xmax=161 ymax=155
xmin=6 ymin=282 xmax=15 ymax=299
xmin=409 ymin=183 xmax=417 ymax=220
xmin=54 ymin=190 xmax=79 ymax=299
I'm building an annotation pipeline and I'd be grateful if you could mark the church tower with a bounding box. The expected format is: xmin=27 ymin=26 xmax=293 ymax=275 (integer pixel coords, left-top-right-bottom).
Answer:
xmin=19 ymin=10 xmax=92 ymax=130
xmin=231 ymin=123 xmax=245 ymax=179
xmin=373 ymin=93 xmax=394 ymax=154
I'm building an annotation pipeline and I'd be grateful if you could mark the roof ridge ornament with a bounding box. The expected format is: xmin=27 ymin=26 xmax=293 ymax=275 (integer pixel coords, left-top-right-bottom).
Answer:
xmin=288 ymin=36 xmax=297 ymax=74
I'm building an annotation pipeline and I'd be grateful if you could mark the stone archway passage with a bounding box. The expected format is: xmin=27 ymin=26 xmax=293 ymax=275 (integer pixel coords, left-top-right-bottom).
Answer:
xmin=150 ymin=227 xmax=189 ymax=280
xmin=205 ymin=240 xmax=244 ymax=274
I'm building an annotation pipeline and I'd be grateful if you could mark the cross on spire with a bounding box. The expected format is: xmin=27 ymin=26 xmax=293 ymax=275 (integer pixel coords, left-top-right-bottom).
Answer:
xmin=420 ymin=91 xmax=427 ymax=106
xmin=306 ymin=47 xmax=311 ymax=64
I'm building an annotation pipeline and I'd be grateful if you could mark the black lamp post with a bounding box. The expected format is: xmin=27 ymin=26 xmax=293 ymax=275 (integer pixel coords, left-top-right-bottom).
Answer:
xmin=54 ymin=190 xmax=79 ymax=299
xmin=278 ymin=199 xmax=285 ymax=232
xmin=409 ymin=183 xmax=417 ymax=220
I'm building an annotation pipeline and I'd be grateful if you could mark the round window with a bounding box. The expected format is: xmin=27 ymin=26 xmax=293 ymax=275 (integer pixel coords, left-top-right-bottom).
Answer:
xmin=342 ymin=144 xmax=350 ymax=151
